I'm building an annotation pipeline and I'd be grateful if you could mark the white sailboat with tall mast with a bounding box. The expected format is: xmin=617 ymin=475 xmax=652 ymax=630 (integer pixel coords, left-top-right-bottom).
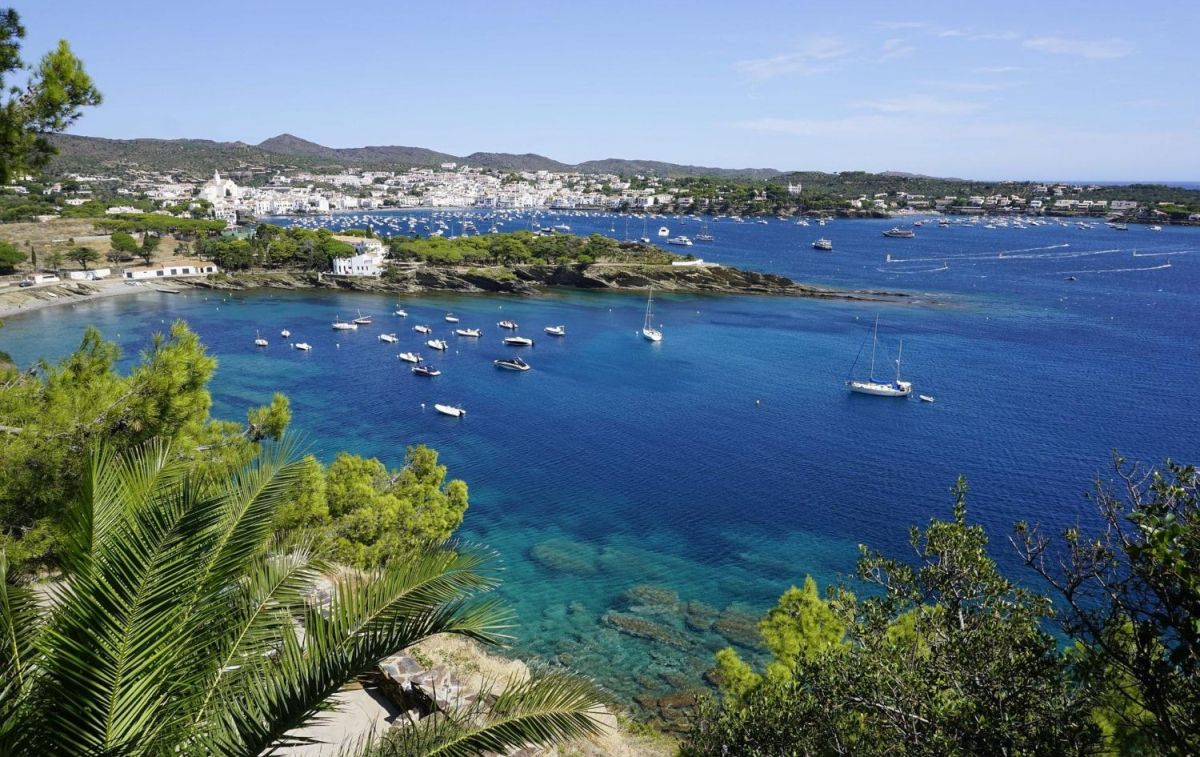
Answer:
xmin=641 ymin=288 xmax=662 ymax=342
xmin=846 ymin=316 xmax=912 ymax=397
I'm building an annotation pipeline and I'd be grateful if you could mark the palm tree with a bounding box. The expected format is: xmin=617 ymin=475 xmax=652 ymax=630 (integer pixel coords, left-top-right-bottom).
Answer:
xmin=0 ymin=440 xmax=608 ymax=755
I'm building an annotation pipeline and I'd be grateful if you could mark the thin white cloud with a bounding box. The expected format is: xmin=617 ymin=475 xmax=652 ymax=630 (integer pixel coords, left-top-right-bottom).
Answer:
xmin=876 ymin=20 xmax=930 ymax=30
xmin=858 ymin=95 xmax=986 ymax=116
xmin=879 ymin=38 xmax=916 ymax=61
xmin=1023 ymin=36 xmax=1133 ymax=59
xmin=937 ymin=29 xmax=967 ymax=38
xmin=919 ymin=80 xmax=1013 ymax=93
xmin=975 ymin=65 xmax=1022 ymax=74
xmin=734 ymin=37 xmax=852 ymax=79
xmin=734 ymin=116 xmax=902 ymax=138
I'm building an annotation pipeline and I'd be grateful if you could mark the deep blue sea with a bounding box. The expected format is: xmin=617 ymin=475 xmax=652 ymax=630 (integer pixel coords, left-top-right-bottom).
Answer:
xmin=3 ymin=211 xmax=1198 ymax=702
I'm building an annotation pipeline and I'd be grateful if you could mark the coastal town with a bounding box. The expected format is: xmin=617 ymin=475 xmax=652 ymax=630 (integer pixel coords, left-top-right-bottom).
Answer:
xmin=8 ymin=158 xmax=1199 ymax=230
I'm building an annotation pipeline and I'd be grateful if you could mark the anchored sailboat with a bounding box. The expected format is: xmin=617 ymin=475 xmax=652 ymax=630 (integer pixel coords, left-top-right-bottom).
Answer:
xmin=846 ymin=316 xmax=912 ymax=397
xmin=642 ymin=288 xmax=662 ymax=342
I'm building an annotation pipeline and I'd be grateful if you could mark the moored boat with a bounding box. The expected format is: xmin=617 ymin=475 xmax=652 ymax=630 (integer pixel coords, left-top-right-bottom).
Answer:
xmin=332 ymin=318 xmax=357 ymax=330
xmin=378 ymin=333 xmax=398 ymax=343
xmin=544 ymin=325 xmax=566 ymax=336
xmin=412 ymin=365 xmax=440 ymax=377
xmin=882 ymin=227 xmax=915 ymax=238
xmin=426 ymin=339 xmax=449 ymax=351
xmin=445 ymin=313 xmax=460 ymax=323
xmin=280 ymin=329 xmax=291 ymax=338
xmin=812 ymin=238 xmax=833 ymax=251
xmin=845 ymin=316 xmax=912 ymax=397
xmin=397 ymin=352 xmax=421 ymax=363
xmin=434 ymin=403 xmax=465 ymax=417
xmin=352 ymin=310 xmax=373 ymax=325
xmin=503 ymin=336 xmax=534 ymax=346
xmin=641 ymin=288 xmax=662 ymax=342
xmin=254 ymin=331 xmax=268 ymax=347
xmin=293 ymin=342 xmax=312 ymax=351
xmin=667 ymin=235 xmax=693 ymax=246
xmin=414 ymin=324 xmax=432 ymax=334
xmin=494 ymin=357 xmax=531 ymax=371
xmin=497 ymin=320 xmax=518 ymax=329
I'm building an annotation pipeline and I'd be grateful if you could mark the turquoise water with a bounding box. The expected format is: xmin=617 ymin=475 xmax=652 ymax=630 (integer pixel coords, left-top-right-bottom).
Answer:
xmin=3 ymin=213 xmax=1198 ymax=702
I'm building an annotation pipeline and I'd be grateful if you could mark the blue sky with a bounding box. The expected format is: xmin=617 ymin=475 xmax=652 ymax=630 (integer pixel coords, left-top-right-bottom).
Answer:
xmin=18 ymin=1 xmax=1200 ymax=180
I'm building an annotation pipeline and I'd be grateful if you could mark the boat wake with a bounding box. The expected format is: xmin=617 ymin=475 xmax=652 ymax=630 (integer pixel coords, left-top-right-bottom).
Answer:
xmin=1060 ymin=262 xmax=1173 ymax=274
xmin=1131 ymin=249 xmax=1192 ymax=257
xmin=876 ymin=264 xmax=950 ymax=274
xmin=886 ymin=245 xmax=1115 ymax=265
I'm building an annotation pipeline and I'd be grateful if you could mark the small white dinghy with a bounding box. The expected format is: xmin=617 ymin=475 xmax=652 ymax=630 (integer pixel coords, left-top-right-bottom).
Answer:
xmin=445 ymin=313 xmax=460 ymax=323
xmin=919 ymin=394 xmax=935 ymax=403
xmin=435 ymin=404 xmax=465 ymax=418
xmin=397 ymin=352 xmax=421 ymax=363
xmin=280 ymin=329 xmax=291 ymax=338
xmin=254 ymin=331 xmax=268 ymax=347
xmin=394 ymin=307 xmax=408 ymax=317
xmin=293 ymin=342 xmax=312 ymax=351
xmin=378 ymin=333 xmax=398 ymax=343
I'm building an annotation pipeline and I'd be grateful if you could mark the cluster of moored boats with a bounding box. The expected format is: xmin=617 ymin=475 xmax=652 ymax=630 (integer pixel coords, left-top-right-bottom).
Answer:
xmin=256 ymin=304 xmax=583 ymax=418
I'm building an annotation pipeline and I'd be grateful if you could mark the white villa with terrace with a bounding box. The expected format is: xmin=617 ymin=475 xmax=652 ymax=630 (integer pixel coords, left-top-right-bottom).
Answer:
xmin=332 ymin=238 xmax=386 ymax=277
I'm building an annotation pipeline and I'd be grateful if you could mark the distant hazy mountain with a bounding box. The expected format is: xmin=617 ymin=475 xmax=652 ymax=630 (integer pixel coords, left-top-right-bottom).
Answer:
xmin=48 ymin=133 xmax=785 ymax=179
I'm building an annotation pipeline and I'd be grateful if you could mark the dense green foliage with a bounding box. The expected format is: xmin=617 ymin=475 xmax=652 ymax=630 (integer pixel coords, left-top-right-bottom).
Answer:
xmin=686 ymin=480 xmax=1099 ymax=756
xmin=0 ymin=238 xmax=22 ymax=272
xmin=198 ymin=224 xmax=355 ymax=271
xmin=1016 ymin=458 xmax=1200 ymax=755
xmin=0 ymin=322 xmax=287 ymax=568
xmin=94 ymin=212 xmax=226 ymax=238
xmin=687 ymin=469 xmax=1200 ymax=756
xmin=386 ymin=231 xmax=675 ymax=267
xmin=0 ymin=441 xmax=607 ymax=755
xmin=0 ymin=9 xmax=101 ymax=184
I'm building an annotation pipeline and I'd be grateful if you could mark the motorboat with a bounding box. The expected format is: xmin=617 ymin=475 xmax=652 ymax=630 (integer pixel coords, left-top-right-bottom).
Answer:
xmin=494 ymin=357 xmax=530 ymax=371
xmin=919 ymin=394 xmax=935 ymax=403
xmin=332 ymin=319 xmax=357 ymax=330
xmin=412 ymin=365 xmax=440 ymax=377
xmin=455 ymin=327 xmax=482 ymax=337
xmin=378 ymin=333 xmax=398 ymax=343
xmin=667 ymin=236 xmax=693 ymax=246
xmin=641 ymin=288 xmax=662 ymax=342
xmin=497 ymin=320 xmax=518 ymax=329
xmin=845 ymin=316 xmax=912 ymax=397
xmin=254 ymin=332 xmax=269 ymax=347
xmin=280 ymin=329 xmax=291 ymax=338
xmin=657 ymin=226 xmax=670 ymax=237
xmin=414 ymin=324 xmax=432 ymax=334
xmin=445 ymin=313 xmax=460 ymax=323
xmin=544 ymin=325 xmax=566 ymax=336
xmin=812 ymin=238 xmax=833 ymax=251
xmin=503 ymin=336 xmax=534 ymax=346
xmin=293 ymin=342 xmax=312 ymax=351
xmin=1150 ymin=225 xmax=1163 ymax=231
xmin=435 ymin=403 xmax=465 ymax=417
xmin=426 ymin=339 xmax=449 ymax=351
xmin=882 ymin=227 xmax=915 ymax=238
xmin=397 ymin=352 xmax=422 ymax=363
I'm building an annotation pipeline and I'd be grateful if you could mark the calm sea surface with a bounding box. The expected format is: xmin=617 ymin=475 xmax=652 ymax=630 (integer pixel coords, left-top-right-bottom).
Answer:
xmin=3 ymin=211 xmax=1198 ymax=701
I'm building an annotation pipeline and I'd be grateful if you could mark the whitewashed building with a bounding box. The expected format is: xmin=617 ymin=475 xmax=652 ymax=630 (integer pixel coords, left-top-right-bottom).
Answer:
xmin=332 ymin=238 xmax=386 ymax=277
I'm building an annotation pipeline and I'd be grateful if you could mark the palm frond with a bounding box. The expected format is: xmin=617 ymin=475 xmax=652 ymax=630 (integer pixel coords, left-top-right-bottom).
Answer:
xmin=0 ymin=551 xmax=44 ymax=753
xmin=380 ymin=669 xmax=611 ymax=757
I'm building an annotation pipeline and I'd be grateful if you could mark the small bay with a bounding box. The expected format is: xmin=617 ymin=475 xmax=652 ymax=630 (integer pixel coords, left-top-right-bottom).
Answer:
xmin=2 ymin=212 xmax=1196 ymax=702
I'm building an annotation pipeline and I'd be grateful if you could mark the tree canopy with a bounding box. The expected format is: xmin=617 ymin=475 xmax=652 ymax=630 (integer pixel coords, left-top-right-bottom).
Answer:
xmin=0 ymin=9 xmax=101 ymax=184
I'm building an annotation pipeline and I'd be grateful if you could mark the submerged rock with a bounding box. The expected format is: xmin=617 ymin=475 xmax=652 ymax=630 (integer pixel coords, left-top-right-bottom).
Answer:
xmin=528 ymin=538 xmax=598 ymax=575
xmin=684 ymin=600 xmax=719 ymax=633
xmin=620 ymin=584 xmax=682 ymax=617
xmin=603 ymin=611 xmax=695 ymax=649
xmin=714 ymin=609 xmax=761 ymax=649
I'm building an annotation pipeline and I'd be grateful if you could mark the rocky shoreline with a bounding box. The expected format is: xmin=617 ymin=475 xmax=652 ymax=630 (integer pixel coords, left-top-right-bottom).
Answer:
xmin=193 ymin=262 xmax=920 ymax=303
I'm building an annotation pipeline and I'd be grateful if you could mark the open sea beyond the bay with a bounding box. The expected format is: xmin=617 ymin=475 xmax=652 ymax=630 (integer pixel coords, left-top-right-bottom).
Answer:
xmin=3 ymin=211 xmax=1198 ymax=703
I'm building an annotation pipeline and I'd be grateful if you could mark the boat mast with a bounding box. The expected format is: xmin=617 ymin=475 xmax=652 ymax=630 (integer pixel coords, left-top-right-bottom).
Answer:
xmin=868 ymin=315 xmax=879 ymax=380
xmin=644 ymin=288 xmax=654 ymax=329
xmin=895 ymin=338 xmax=903 ymax=383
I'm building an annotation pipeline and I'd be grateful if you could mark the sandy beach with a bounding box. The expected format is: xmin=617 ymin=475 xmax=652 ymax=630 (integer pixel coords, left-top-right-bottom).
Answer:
xmin=0 ymin=277 xmax=195 ymax=321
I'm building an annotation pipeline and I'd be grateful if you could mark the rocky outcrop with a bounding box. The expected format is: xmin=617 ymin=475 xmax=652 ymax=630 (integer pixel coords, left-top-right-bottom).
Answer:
xmin=194 ymin=263 xmax=915 ymax=302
